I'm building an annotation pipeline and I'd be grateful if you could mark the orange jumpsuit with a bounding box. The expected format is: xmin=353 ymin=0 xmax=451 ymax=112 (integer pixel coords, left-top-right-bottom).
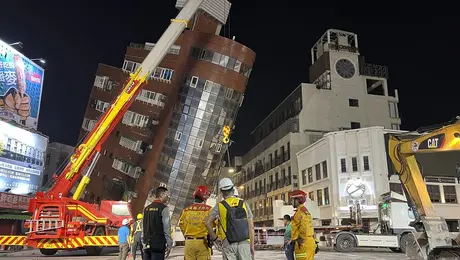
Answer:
xmin=291 ymin=204 xmax=316 ymax=260
xmin=179 ymin=203 xmax=212 ymax=260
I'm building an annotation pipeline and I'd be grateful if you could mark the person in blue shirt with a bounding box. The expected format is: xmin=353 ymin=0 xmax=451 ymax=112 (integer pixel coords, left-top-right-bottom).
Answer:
xmin=118 ymin=218 xmax=131 ymax=260
xmin=280 ymin=215 xmax=294 ymax=260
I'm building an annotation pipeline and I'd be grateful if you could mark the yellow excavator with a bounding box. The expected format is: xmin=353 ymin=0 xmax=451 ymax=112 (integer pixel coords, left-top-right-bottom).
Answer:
xmin=386 ymin=116 xmax=460 ymax=259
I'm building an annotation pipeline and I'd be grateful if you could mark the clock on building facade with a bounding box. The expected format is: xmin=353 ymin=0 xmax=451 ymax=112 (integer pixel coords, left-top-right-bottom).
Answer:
xmin=335 ymin=58 xmax=356 ymax=79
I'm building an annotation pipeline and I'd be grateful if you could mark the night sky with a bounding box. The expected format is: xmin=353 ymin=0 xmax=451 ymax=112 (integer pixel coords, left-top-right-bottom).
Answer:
xmin=1 ymin=1 xmax=457 ymax=156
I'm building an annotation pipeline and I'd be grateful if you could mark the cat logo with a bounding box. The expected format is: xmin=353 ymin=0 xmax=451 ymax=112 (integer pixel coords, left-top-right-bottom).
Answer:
xmin=427 ymin=138 xmax=439 ymax=149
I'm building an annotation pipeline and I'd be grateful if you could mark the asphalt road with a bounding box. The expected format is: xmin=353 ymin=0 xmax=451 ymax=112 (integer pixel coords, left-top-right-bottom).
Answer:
xmin=0 ymin=247 xmax=407 ymax=260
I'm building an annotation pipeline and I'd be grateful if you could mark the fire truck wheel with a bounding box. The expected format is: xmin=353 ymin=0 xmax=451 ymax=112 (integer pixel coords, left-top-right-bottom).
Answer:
xmin=85 ymin=227 xmax=105 ymax=256
xmin=335 ymin=233 xmax=356 ymax=253
xmin=39 ymin=249 xmax=57 ymax=256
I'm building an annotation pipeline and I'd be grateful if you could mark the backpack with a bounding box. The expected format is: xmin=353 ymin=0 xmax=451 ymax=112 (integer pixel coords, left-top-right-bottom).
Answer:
xmin=220 ymin=199 xmax=250 ymax=243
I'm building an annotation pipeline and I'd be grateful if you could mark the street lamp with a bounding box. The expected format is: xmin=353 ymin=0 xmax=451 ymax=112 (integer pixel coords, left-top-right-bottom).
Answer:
xmin=228 ymin=168 xmax=235 ymax=173
xmin=31 ymin=58 xmax=46 ymax=64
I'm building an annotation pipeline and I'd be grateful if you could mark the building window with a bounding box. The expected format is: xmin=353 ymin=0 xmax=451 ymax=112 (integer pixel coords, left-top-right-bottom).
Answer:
xmin=317 ymin=190 xmax=323 ymax=206
xmin=444 ymin=186 xmax=457 ymax=204
xmin=349 ymin=99 xmax=359 ymax=107
xmin=427 ymin=185 xmax=441 ymax=203
xmin=352 ymin=157 xmax=358 ymax=172
xmin=391 ymin=124 xmax=400 ymax=130
xmin=340 ymin=158 xmax=347 ymax=173
xmin=190 ymin=47 xmax=252 ymax=78
xmin=390 ymin=183 xmax=404 ymax=195
xmin=95 ymin=100 xmax=110 ymax=113
xmin=322 ymin=161 xmax=328 ymax=178
xmin=324 ymin=187 xmax=330 ymax=205
xmin=315 ymin=164 xmax=321 ymax=181
xmin=308 ymin=191 xmax=314 ymax=201
xmin=190 ymin=76 xmax=198 ymax=88
xmin=204 ymin=80 xmax=213 ymax=92
xmin=82 ymin=118 xmax=96 ymax=131
xmin=119 ymin=136 xmax=142 ymax=153
xmin=224 ymin=88 xmax=234 ymax=99
xmin=196 ymin=139 xmax=204 ymax=148
xmin=308 ymin=167 xmax=313 ymax=183
xmin=389 ymin=102 xmax=399 ymax=118
xmin=363 ymin=156 xmax=370 ymax=171
xmin=175 ymin=131 xmax=182 ymax=141
xmin=351 ymin=122 xmax=361 ymax=129
xmin=301 ymin=169 xmax=307 ymax=185
xmin=151 ymin=67 xmax=174 ymax=82
xmin=94 ymin=75 xmax=112 ymax=91
xmin=122 ymin=111 xmax=149 ymax=128
xmin=122 ymin=60 xmax=139 ymax=73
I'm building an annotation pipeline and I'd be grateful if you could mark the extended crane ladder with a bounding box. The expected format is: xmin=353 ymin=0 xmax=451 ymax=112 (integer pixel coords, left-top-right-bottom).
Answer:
xmin=0 ymin=235 xmax=119 ymax=248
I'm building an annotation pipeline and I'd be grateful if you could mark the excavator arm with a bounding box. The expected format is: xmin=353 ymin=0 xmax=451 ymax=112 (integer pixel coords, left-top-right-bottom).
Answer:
xmin=387 ymin=117 xmax=460 ymax=259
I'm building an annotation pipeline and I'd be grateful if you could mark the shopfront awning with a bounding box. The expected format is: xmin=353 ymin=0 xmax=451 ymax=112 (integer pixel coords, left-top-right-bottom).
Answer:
xmin=0 ymin=214 xmax=31 ymax=220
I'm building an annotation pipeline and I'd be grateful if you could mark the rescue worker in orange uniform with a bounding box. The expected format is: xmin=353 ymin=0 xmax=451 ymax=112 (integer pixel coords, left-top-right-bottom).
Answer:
xmin=179 ymin=186 xmax=213 ymax=260
xmin=289 ymin=190 xmax=316 ymax=260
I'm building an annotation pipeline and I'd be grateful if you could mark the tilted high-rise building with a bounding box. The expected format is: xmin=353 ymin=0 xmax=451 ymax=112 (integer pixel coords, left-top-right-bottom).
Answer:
xmin=78 ymin=1 xmax=255 ymax=223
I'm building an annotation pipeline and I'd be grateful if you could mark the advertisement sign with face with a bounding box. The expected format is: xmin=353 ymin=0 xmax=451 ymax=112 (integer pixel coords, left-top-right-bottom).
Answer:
xmin=0 ymin=39 xmax=45 ymax=130
xmin=0 ymin=120 xmax=48 ymax=196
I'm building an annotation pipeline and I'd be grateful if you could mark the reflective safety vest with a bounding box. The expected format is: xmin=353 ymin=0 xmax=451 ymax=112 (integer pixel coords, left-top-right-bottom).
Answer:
xmin=134 ymin=220 xmax=143 ymax=233
xmin=130 ymin=220 xmax=143 ymax=242
xmin=216 ymin=197 xmax=249 ymax=242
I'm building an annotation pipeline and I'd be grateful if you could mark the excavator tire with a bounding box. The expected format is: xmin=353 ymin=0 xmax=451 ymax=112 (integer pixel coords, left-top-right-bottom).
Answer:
xmin=428 ymin=246 xmax=460 ymax=259
xmin=85 ymin=226 xmax=105 ymax=256
xmin=39 ymin=249 xmax=58 ymax=256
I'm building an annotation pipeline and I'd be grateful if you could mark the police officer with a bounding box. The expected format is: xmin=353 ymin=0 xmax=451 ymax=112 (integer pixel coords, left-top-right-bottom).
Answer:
xmin=289 ymin=190 xmax=316 ymax=260
xmin=142 ymin=187 xmax=173 ymax=260
xmin=130 ymin=213 xmax=144 ymax=260
xmin=179 ymin=186 xmax=213 ymax=260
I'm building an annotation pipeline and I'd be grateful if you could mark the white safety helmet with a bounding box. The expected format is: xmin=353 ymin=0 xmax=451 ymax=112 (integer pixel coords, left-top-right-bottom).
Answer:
xmin=122 ymin=219 xmax=129 ymax=225
xmin=219 ymin=178 xmax=234 ymax=191
xmin=233 ymin=188 xmax=239 ymax=197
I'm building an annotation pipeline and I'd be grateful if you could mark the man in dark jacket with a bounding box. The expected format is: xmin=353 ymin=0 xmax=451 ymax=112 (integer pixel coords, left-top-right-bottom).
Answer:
xmin=142 ymin=187 xmax=173 ymax=260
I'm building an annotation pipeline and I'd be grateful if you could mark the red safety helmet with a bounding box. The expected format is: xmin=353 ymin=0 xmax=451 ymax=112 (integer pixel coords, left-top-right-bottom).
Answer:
xmin=193 ymin=186 xmax=211 ymax=201
xmin=289 ymin=190 xmax=307 ymax=204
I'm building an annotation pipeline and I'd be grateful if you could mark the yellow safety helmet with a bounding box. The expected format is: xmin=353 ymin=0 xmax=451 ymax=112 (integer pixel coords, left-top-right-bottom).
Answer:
xmin=137 ymin=213 xmax=143 ymax=220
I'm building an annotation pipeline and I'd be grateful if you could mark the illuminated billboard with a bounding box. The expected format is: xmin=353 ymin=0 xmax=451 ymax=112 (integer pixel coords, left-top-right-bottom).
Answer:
xmin=0 ymin=120 xmax=48 ymax=195
xmin=0 ymin=39 xmax=45 ymax=130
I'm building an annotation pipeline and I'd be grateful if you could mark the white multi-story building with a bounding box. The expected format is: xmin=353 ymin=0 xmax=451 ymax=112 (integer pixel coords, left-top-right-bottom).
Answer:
xmin=234 ymin=29 xmax=402 ymax=226
xmin=296 ymin=126 xmax=460 ymax=232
